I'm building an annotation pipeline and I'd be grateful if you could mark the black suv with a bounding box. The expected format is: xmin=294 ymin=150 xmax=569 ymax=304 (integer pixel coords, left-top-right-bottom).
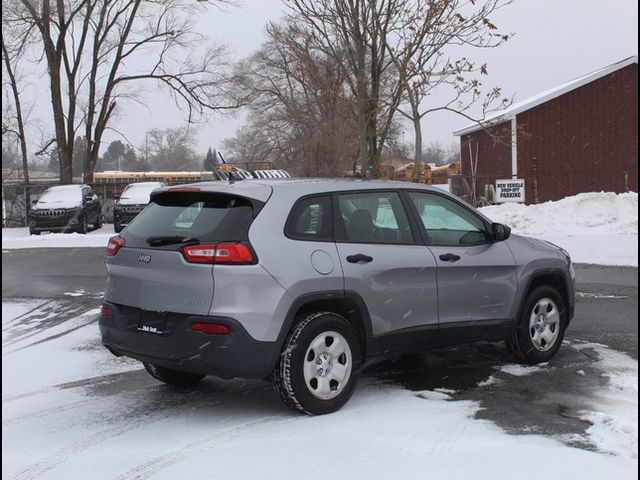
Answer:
xmin=29 ymin=184 xmax=102 ymax=235
xmin=113 ymin=182 xmax=163 ymax=233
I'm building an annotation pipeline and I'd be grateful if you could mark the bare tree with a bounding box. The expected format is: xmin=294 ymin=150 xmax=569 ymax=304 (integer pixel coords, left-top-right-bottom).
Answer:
xmin=1 ymin=28 xmax=32 ymax=207
xmin=228 ymin=21 xmax=359 ymax=177
xmin=285 ymin=0 xmax=514 ymax=179
xmin=285 ymin=0 xmax=416 ymax=178
xmin=146 ymin=126 xmax=199 ymax=171
xmin=389 ymin=0 xmax=512 ymax=179
xmin=4 ymin=0 xmax=241 ymax=184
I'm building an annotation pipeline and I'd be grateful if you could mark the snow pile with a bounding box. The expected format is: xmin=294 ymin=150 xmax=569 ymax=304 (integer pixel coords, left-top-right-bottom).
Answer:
xmin=480 ymin=192 xmax=638 ymax=266
xmin=480 ymin=192 xmax=637 ymax=236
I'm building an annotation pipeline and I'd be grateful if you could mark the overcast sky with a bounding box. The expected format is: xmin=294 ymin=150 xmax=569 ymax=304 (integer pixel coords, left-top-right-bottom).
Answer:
xmin=21 ymin=0 xmax=640 ymax=160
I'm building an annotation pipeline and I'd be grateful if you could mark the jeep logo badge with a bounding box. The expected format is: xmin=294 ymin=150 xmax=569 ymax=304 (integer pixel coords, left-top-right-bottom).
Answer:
xmin=137 ymin=253 xmax=151 ymax=264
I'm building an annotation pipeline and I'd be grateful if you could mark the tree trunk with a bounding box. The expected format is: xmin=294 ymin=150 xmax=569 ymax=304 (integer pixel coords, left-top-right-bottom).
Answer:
xmin=47 ymin=53 xmax=73 ymax=183
xmin=412 ymin=115 xmax=423 ymax=182
xmin=1 ymin=39 xmax=31 ymax=211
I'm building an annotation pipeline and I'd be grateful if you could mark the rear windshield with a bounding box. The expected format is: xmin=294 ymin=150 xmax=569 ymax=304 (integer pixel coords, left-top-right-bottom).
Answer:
xmin=122 ymin=193 xmax=260 ymax=248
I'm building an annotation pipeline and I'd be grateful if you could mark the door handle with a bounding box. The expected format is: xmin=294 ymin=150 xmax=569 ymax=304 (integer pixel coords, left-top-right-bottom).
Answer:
xmin=439 ymin=253 xmax=461 ymax=262
xmin=346 ymin=254 xmax=373 ymax=264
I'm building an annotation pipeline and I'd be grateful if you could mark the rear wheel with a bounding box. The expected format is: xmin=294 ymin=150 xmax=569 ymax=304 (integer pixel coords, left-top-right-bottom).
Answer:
xmin=508 ymin=286 xmax=566 ymax=364
xmin=272 ymin=312 xmax=361 ymax=415
xmin=29 ymin=228 xmax=40 ymax=236
xmin=143 ymin=363 xmax=205 ymax=387
xmin=114 ymin=223 xmax=123 ymax=233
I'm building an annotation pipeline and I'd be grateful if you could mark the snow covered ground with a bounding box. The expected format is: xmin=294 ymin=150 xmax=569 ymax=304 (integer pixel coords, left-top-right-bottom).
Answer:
xmin=2 ymin=300 xmax=638 ymax=479
xmin=2 ymin=226 xmax=115 ymax=250
xmin=2 ymin=191 xmax=638 ymax=266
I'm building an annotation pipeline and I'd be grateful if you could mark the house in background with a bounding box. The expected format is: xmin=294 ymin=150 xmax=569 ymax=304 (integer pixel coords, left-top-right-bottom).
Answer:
xmin=454 ymin=56 xmax=638 ymax=204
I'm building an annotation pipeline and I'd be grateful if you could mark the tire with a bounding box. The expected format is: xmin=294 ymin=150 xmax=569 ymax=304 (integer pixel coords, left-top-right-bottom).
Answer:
xmin=143 ymin=363 xmax=205 ymax=387
xmin=29 ymin=228 xmax=40 ymax=236
xmin=114 ymin=223 xmax=123 ymax=233
xmin=272 ymin=312 xmax=361 ymax=415
xmin=94 ymin=213 xmax=103 ymax=230
xmin=77 ymin=216 xmax=88 ymax=234
xmin=508 ymin=285 xmax=567 ymax=364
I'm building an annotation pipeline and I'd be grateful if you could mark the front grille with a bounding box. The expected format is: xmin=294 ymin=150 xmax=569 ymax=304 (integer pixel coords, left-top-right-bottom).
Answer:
xmin=117 ymin=205 xmax=144 ymax=214
xmin=35 ymin=209 xmax=67 ymax=217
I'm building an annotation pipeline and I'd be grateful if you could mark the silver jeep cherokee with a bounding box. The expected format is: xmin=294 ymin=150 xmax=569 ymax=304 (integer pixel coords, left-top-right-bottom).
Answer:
xmin=100 ymin=179 xmax=575 ymax=414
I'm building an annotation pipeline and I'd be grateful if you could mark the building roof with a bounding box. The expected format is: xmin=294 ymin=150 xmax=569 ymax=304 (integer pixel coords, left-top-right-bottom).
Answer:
xmin=454 ymin=56 xmax=638 ymax=136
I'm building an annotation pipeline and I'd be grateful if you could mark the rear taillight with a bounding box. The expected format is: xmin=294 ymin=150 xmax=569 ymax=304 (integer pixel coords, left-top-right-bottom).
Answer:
xmin=181 ymin=242 xmax=254 ymax=265
xmin=190 ymin=322 xmax=230 ymax=335
xmin=101 ymin=305 xmax=113 ymax=317
xmin=106 ymin=236 xmax=125 ymax=256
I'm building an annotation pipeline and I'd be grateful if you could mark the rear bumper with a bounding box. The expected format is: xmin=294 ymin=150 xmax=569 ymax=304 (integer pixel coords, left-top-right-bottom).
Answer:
xmin=99 ymin=302 xmax=279 ymax=379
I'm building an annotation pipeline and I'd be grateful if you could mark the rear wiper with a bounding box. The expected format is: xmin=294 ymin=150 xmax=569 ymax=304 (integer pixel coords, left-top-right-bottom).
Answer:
xmin=146 ymin=236 xmax=200 ymax=247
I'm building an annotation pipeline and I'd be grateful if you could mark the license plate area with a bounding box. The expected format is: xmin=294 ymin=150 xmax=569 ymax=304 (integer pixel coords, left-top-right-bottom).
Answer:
xmin=137 ymin=310 xmax=167 ymax=335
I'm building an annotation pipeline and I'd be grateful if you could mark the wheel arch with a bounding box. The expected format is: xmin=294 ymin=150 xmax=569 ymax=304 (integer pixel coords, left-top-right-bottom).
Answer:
xmin=275 ymin=291 xmax=373 ymax=364
xmin=517 ymin=270 xmax=572 ymax=326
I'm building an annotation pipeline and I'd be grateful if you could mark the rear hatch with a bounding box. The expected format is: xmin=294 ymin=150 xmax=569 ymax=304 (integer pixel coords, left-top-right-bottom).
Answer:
xmin=105 ymin=185 xmax=269 ymax=315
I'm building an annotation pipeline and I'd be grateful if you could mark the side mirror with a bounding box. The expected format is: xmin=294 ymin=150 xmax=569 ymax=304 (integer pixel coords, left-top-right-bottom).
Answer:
xmin=113 ymin=194 xmax=120 ymax=200
xmin=31 ymin=199 xmax=38 ymax=205
xmin=84 ymin=195 xmax=93 ymax=203
xmin=492 ymin=222 xmax=511 ymax=241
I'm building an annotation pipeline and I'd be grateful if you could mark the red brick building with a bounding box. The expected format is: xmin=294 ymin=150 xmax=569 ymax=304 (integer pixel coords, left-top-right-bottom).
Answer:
xmin=454 ymin=56 xmax=638 ymax=204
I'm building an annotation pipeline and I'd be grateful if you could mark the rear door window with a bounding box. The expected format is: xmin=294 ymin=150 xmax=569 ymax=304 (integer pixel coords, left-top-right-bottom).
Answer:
xmin=335 ymin=191 xmax=414 ymax=244
xmin=123 ymin=193 xmax=259 ymax=249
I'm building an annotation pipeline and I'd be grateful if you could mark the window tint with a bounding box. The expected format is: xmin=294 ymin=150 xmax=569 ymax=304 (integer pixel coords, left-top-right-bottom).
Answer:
xmin=336 ymin=191 xmax=413 ymax=244
xmin=286 ymin=195 xmax=332 ymax=241
xmin=408 ymin=192 xmax=488 ymax=245
xmin=124 ymin=193 xmax=257 ymax=248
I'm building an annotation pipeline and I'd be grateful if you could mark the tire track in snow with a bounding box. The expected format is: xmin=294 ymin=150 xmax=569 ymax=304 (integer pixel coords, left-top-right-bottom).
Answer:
xmin=2 ymin=317 xmax=99 ymax=356
xmin=2 ymin=372 xmax=147 ymax=426
xmin=115 ymin=416 xmax=295 ymax=480
xmin=2 ymin=369 xmax=143 ymax=403
xmin=12 ymin=395 xmax=194 ymax=480
xmin=2 ymin=303 xmax=94 ymax=350
xmin=1 ymin=299 xmax=56 ymax=328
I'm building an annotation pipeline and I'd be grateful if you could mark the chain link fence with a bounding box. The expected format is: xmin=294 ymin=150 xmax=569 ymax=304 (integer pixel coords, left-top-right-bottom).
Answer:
xmin=2 ymin=168 xmax=636 ymax=227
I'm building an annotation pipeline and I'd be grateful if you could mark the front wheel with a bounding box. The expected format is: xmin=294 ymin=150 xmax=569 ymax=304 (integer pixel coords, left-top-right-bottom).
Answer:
xmin=143 ymin=363 xmax=205 ymax=387
xmin=77 ymin=216 xmax=88 ymax=234
xmin=272 ymin=312 xmax=361 ymax=415
xmin=508 ymin=286 xmax=567 ymax=364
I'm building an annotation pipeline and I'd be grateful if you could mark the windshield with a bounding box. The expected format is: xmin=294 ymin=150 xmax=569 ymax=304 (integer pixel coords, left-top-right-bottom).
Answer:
xmin=37 ymin=187 xmax=82 ymax=206
xmin=119 ymin=182 xmax=163 ymax=205
xmin=122 ymin=193 xmax=259 ymax=248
